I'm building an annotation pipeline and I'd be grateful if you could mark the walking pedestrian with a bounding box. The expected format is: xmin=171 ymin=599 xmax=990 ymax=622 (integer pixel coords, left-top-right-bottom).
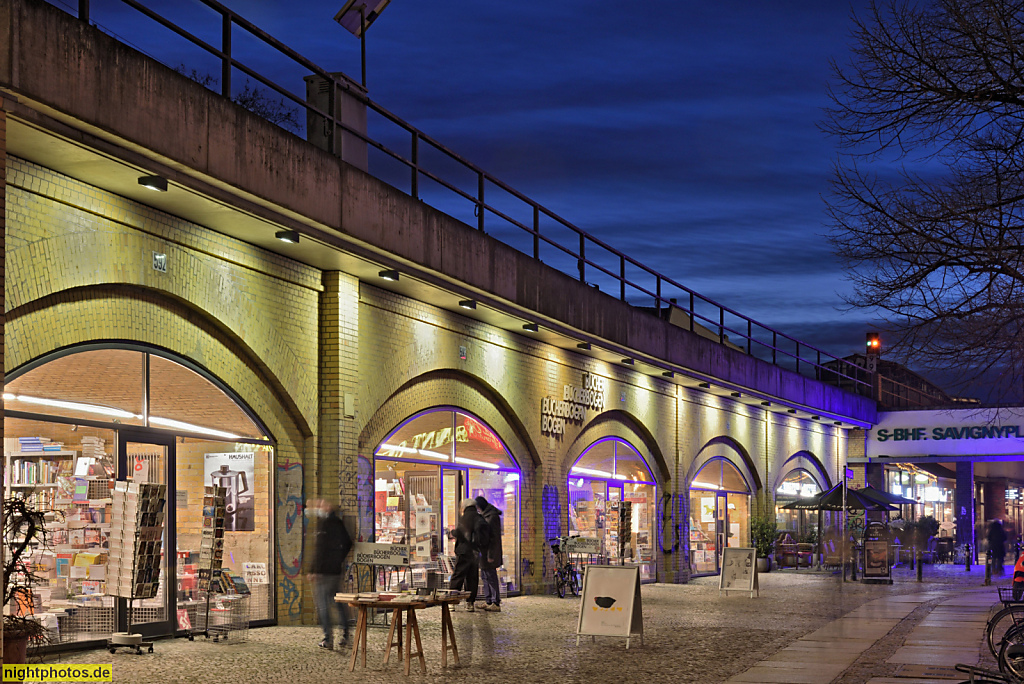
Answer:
xmin=307 ymin=499 xmax=353 ymax=649
xmin=476 ymin=495 xmax=503 ymax=612
xmin=449 ymin=498 xmax=481 ymax=611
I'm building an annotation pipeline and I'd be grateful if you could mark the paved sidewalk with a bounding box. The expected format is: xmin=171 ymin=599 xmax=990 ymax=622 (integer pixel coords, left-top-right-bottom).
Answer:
xmin=26 ymin=566 xmax=1005 ymax=683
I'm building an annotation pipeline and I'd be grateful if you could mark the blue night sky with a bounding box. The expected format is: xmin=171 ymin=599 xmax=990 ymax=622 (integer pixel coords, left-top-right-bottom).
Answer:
xmin=83 ymin=0 xmax=880 ymax=359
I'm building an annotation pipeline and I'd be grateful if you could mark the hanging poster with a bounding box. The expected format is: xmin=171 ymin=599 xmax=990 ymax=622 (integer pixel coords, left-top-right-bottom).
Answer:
xmin=719 ymin=547 xmax=758 ymax=598
xmin=575 ymin=565 xmax=644 ymax=649
xmin=700 ymin=497 xmax=716 ymax=523
xmin=205 ymin=452 xmax=255 ymax=531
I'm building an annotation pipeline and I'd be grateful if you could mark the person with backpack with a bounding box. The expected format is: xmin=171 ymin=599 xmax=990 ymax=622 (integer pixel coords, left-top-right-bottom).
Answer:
xmin=448 ymin=498 xmax=481 ymax=611
xmin=307 ymin=499 xmax=353 ymax=649
xmin=476 ymin=495 xmax=503 ymax=612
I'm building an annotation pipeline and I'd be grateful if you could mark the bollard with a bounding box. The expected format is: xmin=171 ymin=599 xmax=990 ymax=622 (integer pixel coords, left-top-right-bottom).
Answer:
xmin=966 ymin=544 xmax=972 ymax=572
xmin=917 ymin=549 xmax=923 ymax=583
xmin=985 ymin=553 xmax=992 ymax=586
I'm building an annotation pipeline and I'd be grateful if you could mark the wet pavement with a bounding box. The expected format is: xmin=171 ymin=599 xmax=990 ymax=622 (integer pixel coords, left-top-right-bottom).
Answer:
xmin=27 ymin=564 xmax=1008 ymax=683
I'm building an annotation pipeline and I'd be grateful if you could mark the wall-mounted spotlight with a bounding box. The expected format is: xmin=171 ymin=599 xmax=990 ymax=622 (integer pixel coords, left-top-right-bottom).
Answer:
xmin=730 ymin=392 xmax=741 ymax=398
xmin=621 ymin=358 xmax=634 ymax=365
xmin=698 ymin=382 xmax=710 ymax=389
xmin=811 ymin=415 xmax=821 ymax=420
xmin=787 ymin=409 xmax=797 ymax=414
xmin=138 ymin=175 xmax=168 ymax=192
xmin=379 ymin=269 xmax=400 ymax=282
xmin=761 ymin=401 xmax=771 ymax=407
xmin=458 ymin=299 xmax=477 ymax=310
xmin=577 ymin=342 xmax=592 ymax=351
xmin=662 ymin=371 xmax=674 ymax=378
xmin=833 ymin=421 xmax=843 ymax=426
xmin=522 ymin=323 xmax=539 ymax=333
xmin=275 ymin=230 xmax=300 ymax=244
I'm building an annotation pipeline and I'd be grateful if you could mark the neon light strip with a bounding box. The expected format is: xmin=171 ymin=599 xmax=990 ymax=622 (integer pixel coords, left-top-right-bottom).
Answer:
xmin=376 ymin=444 xmax=451 ymax=460
xmin=148 ymin=416 xmax=239 ymax=440
xmin=691 ymin=481 xmax=720 ymax=490
xmin=571 ymin=466 xmax=612 ymax=478
xmin=454 ymin=457 xmax=501 ymax=470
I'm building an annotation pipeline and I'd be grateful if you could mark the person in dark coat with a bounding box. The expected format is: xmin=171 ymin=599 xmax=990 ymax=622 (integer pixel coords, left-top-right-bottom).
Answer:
xmin=448 ymin=498 xmax=481 ymax=611
xmin=308 ymin=499 xmax=353 ymax=649
xmin=476 ymin=495 xmax=503 ymax=612
xmin=989 ymin=518 xmax=1008 ymax=575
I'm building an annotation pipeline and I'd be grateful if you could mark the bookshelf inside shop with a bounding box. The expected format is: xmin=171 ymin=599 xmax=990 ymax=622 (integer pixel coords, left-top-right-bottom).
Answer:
xmin=3 ymin=436 xmax=117 ymax=643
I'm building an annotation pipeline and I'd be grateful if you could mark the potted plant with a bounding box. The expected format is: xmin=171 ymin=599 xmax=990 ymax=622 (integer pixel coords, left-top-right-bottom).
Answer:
xmin=3 ymin=497 xmax=53 ymax=663
xmin=751 ymin=515 xmax=778 ymax=573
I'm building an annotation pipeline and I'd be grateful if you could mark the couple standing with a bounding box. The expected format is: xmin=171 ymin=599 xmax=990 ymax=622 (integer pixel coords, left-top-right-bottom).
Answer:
xmin=450 ymin=495 xmax=503 ymax=612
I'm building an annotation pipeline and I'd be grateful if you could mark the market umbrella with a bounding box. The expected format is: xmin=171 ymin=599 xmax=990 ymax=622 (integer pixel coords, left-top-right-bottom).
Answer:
xmin=856 ymin=485 xmax=917 ymax=507
xmin=779 ymin=483 xmax=896 ymax=512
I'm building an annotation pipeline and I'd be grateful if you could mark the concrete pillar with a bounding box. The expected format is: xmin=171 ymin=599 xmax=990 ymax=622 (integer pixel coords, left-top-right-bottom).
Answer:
xmin=955 ymin=461 xmax=975 ymax=551
xmin=318 ymin=271 xmax=362 ymax=534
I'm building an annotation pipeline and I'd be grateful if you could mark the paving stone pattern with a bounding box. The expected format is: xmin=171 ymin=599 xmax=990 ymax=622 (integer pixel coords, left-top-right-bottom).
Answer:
xmin=27 ymin=565 xmax=1003 ymax=684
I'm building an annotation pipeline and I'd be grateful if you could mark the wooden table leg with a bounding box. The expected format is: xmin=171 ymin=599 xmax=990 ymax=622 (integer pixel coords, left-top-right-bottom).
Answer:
xmin=404 ymin=609 xmax=413 ymax=677
xmin=408 ymin=608 xmax=426 ymax=675
xmin=441 ymin=603 xmax=459 ymax=667
xmin=348 ymin=606 xmax=366 ymax=673
xmin=384 ymin=607 xmax=403 ymax=665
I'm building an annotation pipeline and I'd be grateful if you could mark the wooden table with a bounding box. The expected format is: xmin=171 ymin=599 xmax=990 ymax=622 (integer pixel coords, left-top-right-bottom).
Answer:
xmin=344 ymin=595 xmax=462 ymax=675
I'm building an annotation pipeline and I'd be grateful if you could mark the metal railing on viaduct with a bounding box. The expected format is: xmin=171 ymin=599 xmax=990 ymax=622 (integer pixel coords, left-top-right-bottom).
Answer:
xmin=56 ymin=0 xmax=871 ymax=397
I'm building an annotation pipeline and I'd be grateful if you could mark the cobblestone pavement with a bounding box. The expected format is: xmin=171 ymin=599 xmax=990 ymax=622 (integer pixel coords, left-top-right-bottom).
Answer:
xmin=29 ymin=564 xmax=1004 ymax=684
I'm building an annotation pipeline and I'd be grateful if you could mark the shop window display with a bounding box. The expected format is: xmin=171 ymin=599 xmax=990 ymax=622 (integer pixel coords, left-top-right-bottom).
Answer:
xmin=373 ymin=409 xmax=520 ymax=592
xmin=567 ymin=438 xmax=656 ymax=581
xmin=689 ymin=458 xmax=751 ymax=576
xmin=774 ymin=469 xmax=822 ymax=542
xmin=3 ymin=347 xmax=275 ymax=644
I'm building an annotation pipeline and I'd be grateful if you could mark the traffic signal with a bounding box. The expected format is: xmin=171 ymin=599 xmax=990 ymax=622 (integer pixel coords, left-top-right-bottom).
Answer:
xmin=866 ymin=332 xmax=881 ymax=353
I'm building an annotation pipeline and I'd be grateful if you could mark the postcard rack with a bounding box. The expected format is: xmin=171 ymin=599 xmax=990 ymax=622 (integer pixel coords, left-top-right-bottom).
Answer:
xmin=106 ymin=481 xmax=166 ymax=655
xmin=189 ymin=485 xmax=228 ymax=642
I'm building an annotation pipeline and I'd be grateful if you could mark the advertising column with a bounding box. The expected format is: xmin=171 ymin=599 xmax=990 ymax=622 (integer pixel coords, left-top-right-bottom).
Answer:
xmin=956 ymin=461 xmax=975 ymax=553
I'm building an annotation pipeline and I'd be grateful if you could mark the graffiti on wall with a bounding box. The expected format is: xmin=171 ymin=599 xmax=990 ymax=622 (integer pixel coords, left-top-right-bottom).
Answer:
xmin=356 ymin=455 xmax=373 ymax=540
xmin=276 ymin=459 xmax=304 ymax=619
xmin=541 ymin=484 xmax=562 ymax=579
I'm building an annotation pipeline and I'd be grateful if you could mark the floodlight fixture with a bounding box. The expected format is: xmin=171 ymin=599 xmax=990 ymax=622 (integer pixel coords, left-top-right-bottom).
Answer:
xmin=138 ymin=175 xmax=168 ymax=192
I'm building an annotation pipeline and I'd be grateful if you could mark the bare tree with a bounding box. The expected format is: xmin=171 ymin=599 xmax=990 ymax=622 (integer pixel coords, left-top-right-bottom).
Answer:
xmin=175 ymin=66 xmax=302 ymax=134
xmin=825 ymin=0 xmax=1024 ymax=400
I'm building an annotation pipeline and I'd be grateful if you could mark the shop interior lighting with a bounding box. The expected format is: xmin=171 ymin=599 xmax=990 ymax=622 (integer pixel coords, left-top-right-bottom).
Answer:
xmin=147 ymin=416 xmax=239 ymax=440
xmin=378 ymin=269 xmax=400 ymax=282
xmin=454 ymin=456 xmax=499 ymax=469
xmin=522 ymin=323 xmax=539 ymax=333
xmin=137 ymin=175 xmax=168 ymax=192
xmin=892 ymin=484 xmax=902 ymax=496
xmin=914 ymin=472 xmax=929 ymax=483
xmin=611 ymin=473 xmax=629 ymax=480
xmin=458 ymin=299 xmax=477 ymax=310
xmin=576 ymin=342 xmax=591 ymax=350
xmin=3 ymin=393 xmax=137 ymax=419
xmin=691 ymin=481 xmax=720 ymax=490
xmin=570 ymin=466 xmax=612 ymax=478
xmin=275 ymin=230 xmax=300 ymax=244
xmin=376 ymin=444 xmax=449 ymax=460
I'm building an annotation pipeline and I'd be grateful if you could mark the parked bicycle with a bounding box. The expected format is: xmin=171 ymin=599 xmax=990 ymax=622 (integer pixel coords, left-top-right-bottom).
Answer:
xmin=549 ymin=536 xmax=581 ymax=598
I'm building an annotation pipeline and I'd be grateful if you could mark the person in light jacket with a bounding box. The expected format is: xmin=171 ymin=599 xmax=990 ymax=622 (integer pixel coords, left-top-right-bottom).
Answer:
xmin=476 ymin=495 xmax=503 ymax=612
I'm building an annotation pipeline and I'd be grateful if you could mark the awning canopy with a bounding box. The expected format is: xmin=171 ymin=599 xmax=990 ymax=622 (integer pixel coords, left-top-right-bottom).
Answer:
xmin=779 ymin=483 xmax=897 ymax=512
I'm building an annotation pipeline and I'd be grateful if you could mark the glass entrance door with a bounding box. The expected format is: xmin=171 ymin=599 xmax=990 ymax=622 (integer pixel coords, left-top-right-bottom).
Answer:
xmin=117 ymin=434 xmax=174 ymax=638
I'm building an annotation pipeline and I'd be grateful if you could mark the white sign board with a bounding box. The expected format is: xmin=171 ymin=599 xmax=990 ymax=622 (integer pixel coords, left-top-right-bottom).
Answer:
xmin=866 ymin=408 xmax=1024 ymax=459
xmin=353 ymin=542 xmax=410 ymax=566
xmin=566 ymin=537 xmax=601 ymax=555
xmin=719 ymin=547 xmax=758 ymax=598
xmin=242 ymin=562 xmax=268 ymax=585
xmin=576 ymin=565 xmax=644 ymax=649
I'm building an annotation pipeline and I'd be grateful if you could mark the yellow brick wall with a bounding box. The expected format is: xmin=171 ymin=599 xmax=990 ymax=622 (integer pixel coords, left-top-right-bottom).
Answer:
xmin=4 ymin=158 xmax=320 ymax=625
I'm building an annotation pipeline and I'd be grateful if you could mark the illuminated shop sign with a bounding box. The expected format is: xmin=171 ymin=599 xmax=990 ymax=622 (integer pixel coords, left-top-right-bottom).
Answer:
xmin=541 ymin=372 xmax=605 ymax=436
xmin=866 ymin=408 xmax=1024 ymax=459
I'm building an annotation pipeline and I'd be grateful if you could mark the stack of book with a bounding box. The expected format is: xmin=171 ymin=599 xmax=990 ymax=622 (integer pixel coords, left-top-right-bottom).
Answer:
xmin=197 ymin=486 xmax=227 ymax=593
xmin=18 ymin=437 xmax=64 ymax=453
xmin=107 ymin=481 xmax=166 ymax=599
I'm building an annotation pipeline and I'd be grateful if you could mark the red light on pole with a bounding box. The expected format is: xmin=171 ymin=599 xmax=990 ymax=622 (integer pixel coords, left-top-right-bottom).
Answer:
xmin=866 ymin=332 xmax=881 ymax=352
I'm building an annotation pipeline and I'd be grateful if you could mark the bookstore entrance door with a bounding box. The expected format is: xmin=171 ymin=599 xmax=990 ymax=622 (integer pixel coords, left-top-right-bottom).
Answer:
xmin=116 ymin=433 xmax=176 ymax=639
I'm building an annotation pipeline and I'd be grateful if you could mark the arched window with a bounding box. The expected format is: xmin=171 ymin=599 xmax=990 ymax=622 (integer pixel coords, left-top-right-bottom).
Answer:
xmin=567 ymin=438 xmax=656 ymax=580
xmin=373 ymin=408 xmax=520 ymax=592
xmin=689 ymin=457 xmax=752 ymax=576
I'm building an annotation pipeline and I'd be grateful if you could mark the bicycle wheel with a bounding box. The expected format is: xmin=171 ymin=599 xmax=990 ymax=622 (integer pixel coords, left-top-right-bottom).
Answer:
xmin=568 ymin=569 xmax=580 ymax=596
xmin=555 ymin=570 xmax=566 ymax=598
xmin=988 ymin=605 xmax=1024 ymax=659
xmin=998 ymin=629 xmax=1024 ymax=679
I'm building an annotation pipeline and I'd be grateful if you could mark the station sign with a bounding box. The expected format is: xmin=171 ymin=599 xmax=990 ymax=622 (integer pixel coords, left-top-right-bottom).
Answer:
xmin=866 ymin=408 xmax=1024 ymax=459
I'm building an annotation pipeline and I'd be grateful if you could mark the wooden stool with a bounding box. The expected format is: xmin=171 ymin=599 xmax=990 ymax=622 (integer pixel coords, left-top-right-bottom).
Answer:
xmin=403 ymin=607 xmax=426 ymax=676
xmin=440 ymin=601 xmax=460 ymax=668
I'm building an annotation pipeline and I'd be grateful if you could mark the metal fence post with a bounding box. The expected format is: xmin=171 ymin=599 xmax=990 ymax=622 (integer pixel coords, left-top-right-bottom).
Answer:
xmin=578 ymin=234 xmax=586 ymax=282
xmin=477 ymin=173 xmax=485 ymax=231
xmin=620 ymin=256 xmax=626 ymax=301
xmin=221 ymin=11 xmax=232 ymax=98
xmin=411 ymin=133 xmax=419 ymax=199
xmin=533 ymin=206 xmax=540 ymax=260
